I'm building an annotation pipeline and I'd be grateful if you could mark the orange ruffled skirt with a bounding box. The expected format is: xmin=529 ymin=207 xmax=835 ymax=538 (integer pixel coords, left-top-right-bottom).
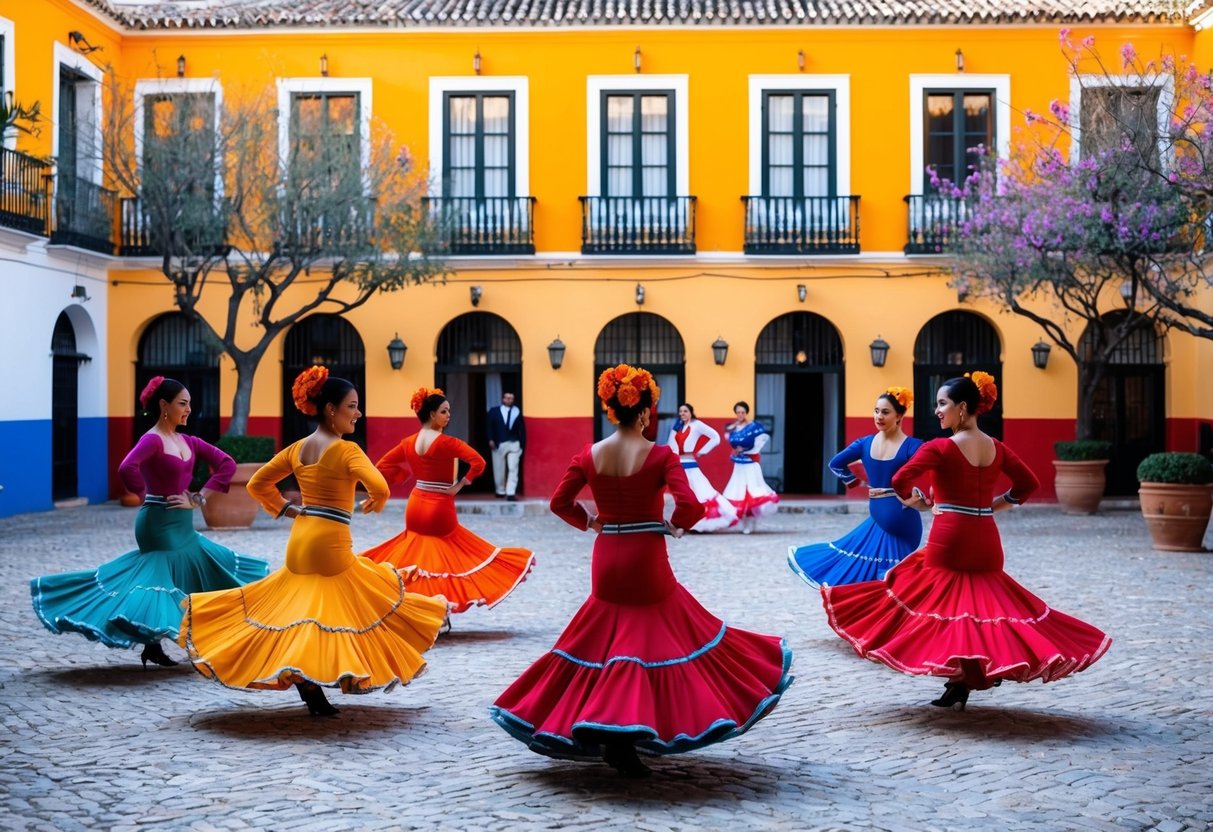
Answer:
xmin=180 ymin=514 xmax=446 ymax=693
xmin=360 ymin=488 xmax=535 ymax=614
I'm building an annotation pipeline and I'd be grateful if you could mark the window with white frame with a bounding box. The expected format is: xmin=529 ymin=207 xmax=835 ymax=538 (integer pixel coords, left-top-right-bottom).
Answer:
xmin=909 ymin=74 xmax=1010 ymax=196
xmin=428 ymin=77 xmax=531 ymax=248
xmin=1076 ymin=82 xmax=1164 ymax=166
xmin=746 ymin=75 xmax=853 ymax=252
xmin=0 ymin=15 xmax=13 ymax=149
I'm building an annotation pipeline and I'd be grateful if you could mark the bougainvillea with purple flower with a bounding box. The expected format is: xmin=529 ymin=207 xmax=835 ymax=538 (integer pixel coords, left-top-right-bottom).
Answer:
xmin=940 ymin=34 xmax=1213 ymax=439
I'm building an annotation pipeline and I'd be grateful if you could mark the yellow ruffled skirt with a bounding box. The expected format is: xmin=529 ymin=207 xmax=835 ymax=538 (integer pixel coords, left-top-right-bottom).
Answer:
xmin=179 ymin=514 xmax=446 ymax=693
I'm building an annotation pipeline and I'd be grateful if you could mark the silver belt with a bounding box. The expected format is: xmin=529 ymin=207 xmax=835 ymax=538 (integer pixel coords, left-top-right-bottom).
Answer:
xmin=934 ymin=503 xmax=993 ymax=517
xmin=143 ymin=495 xmax=169 ymax=506
xmin=299 ymin=504 xmax=352 ymax=525
xmin=599 ymin=521 xmax=669 ymax=535
xmin=414 ymin=480 xmax=453 ymax=492
xmin=868 ymin=488 xmax=897 ymax=499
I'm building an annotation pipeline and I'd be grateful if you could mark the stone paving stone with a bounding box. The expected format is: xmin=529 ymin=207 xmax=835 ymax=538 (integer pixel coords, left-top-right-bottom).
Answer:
xmin=1 ymin=501 xmax=1211 ymax=830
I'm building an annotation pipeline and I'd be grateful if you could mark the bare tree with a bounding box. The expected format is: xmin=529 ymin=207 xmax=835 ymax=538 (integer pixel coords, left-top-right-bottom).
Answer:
xmin=103 ymin=71 xmax=446 ymax=435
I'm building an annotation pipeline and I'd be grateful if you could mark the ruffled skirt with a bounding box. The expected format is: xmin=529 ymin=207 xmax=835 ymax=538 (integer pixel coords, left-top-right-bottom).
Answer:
xmin=31 ymin=504 xmax=268 ymax=649
xmin=684 ymin=464 xmax=738 ymax=532
xmin=360 ymin=489 xmax=535 ymax=613
xmin=491 ymin=532 xmax=792 ymax=758
xmin=789 ymin=498 xmax=922 ymax=588
xmin=180 ymin=514 xmax=446 ymax=693
xmin=722 ymin=462 xmax=779 ymax=520
xmin=821 ymin=550 xmax=1111 ymax=686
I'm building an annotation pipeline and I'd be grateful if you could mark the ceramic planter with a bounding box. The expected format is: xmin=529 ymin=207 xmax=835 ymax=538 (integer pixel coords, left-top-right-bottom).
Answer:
xmin=1137 ymin=482 xmax=1213 ymax=552
xmin=200 ymin=462 xmax=263 ymax=529
xmin=1052 ymin=460 xmax=1108 ymax=515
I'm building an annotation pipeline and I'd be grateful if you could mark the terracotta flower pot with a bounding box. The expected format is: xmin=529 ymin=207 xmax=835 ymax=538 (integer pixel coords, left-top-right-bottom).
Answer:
xmin=119 ymin=491 xmax=143 ymax=508
xmin=1137 ymin=482 xmax=1213 ymax=552
xmin=1052 ymin=460 xmax=1108 ymax=515
xmin=200 ymin=462 xmax=264 ymax=529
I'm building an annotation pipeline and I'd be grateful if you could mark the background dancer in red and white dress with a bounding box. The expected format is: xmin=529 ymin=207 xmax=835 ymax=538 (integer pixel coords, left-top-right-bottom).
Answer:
xmin=722 ymin=401 xmax=779 ymax=533
xmin=821 ymin=373 xmax=1110 ymax=711
xmin=666 ymin=403 xmax=737 ymax=532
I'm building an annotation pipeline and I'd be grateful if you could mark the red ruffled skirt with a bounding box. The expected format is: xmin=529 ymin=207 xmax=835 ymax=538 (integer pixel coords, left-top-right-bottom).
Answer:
xmin=491 ymin=531 xmax=792 ymax=758
xmin=360 ymin=488 xmax=534 ymax=613
xmin=822 ymin=541 xmax=1111 ymax=686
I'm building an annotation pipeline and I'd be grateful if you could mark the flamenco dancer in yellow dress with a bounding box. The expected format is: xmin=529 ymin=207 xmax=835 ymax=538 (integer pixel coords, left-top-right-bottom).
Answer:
xmin=179 ymin=368 xmax=447 ymax=716
xmin=359 ymin=387 xmax=535 ymax=617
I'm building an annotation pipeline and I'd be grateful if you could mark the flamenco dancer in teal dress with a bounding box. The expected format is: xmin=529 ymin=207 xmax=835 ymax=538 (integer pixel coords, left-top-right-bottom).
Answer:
xmin=31 ymin=377 xmax=269 ymax=667
xmin=789 ymin=387 xmax=923 ymax=587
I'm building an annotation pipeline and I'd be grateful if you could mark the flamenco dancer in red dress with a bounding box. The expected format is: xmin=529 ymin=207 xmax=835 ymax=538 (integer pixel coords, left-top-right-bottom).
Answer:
xmin=491 ymin=365 xmax=793 ymax=777
xmin=822 ymin=373 xmax=1110 ymax=710
xmin=360 ymin=387 xmax=534 ymax=616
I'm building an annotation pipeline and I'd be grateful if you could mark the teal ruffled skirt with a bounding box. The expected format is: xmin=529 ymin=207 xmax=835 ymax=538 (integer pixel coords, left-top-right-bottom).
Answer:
xmin=31 ymin=503 xmax=269 ymax=648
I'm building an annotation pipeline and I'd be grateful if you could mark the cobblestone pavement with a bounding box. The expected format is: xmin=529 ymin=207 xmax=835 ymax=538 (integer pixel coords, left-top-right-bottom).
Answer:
xmin=1 ymin=498 xmax=1211 ymax=832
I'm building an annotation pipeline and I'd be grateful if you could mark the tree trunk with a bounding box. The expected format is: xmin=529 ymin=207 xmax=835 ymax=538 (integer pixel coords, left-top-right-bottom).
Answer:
xmin=226 ymin=355 xmax=258 ymax=437
xmin=1075 ymin=360 xmax=1106 ymax=441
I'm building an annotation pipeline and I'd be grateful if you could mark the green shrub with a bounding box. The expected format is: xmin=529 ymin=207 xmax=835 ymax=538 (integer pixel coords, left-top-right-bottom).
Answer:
xmin=1136 ymin=452 xmax=1213 ymax=485
xmin=217 ymin=435 xmax=276 ymax=464
xmin=1054 ymin=440 xmax=1112 ymax=461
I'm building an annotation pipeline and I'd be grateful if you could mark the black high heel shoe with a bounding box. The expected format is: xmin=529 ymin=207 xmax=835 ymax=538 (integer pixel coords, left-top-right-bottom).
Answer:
xmin=930 ymin=681 xmax=970 ymax=711
xmin=296 ymin=682 xmax=339 ymax=717
xmin=603 ymin=742 xmax=651 ymax=778
xmin=439 ymin=613 xmax=452 ymax=635
xmin=140 ymin=642 xmax=179 ymax=669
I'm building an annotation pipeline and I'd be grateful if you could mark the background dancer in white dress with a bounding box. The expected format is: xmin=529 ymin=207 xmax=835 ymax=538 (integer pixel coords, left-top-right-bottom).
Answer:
xmin=667 ymin=403 xmax=738 ymax=532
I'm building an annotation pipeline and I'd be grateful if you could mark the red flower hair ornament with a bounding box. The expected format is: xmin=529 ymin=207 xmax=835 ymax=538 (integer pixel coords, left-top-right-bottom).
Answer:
xmin=139 ymin=375 xmax=165 ymax=410
xmin=965 ymin=371 xmax=998 ymax=416
xmin=292 ymin=366 xmax=330 ymax=416
xmin=410 ymin=386 xmax=445 ymax=415
xmin=596 ymin=363 xmax=661 ymax=425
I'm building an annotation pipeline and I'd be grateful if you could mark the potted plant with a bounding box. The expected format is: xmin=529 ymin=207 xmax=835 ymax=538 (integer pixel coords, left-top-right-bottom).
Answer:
xmin=1053 ymin=440 xmax=1112 ymax=515
xmin=1137 ymin=452 xmax=1213 ymax=552
xmin=201 ymin=435 xmax=275 ymax=529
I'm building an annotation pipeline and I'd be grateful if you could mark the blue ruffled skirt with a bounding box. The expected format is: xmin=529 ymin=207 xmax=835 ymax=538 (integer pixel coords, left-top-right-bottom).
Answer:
xmin=788 ymin=497 xmax=922 ymax=588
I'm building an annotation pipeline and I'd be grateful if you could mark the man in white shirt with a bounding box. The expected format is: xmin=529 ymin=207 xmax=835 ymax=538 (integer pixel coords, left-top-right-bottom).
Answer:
xmin=486 ymin=391 xmax=525 ymax=501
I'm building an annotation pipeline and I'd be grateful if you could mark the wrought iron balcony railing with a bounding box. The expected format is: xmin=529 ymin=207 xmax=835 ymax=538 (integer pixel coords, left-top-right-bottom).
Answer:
xmin=579 ymin=195 xmax=696 ymax=255
xmin=423 ymin=196 xmax=536 ymax=255
xmin=742 ymin=195 xmax=861 ymax=254
xmin=0 ymin=147 xmax=51 ymax=236
xmin=119 ymin=196 xmax=229 ymax=257
xmin=51 ymin=175 xmax=117 ymax=254
xmin=904 ymin=193 xmax=967 ymax=254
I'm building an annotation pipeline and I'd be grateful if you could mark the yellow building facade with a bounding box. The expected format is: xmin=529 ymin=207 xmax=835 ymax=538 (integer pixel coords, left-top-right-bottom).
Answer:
xmin=2 ymin=0 xmax=1209 ymax=514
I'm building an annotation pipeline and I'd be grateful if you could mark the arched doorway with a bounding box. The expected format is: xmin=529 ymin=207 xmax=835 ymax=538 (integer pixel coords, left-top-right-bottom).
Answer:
xmin=436 ymin=312 xmax=523 ymax=494
xmin=1081 ymin=313 xmax=1166 ymax=495
xmin=51 ymin=312 xmax=87 ymax=501
xmin=754 ymin=312 xmax=845 ymax=494
xmin=135 ymin=313 xmax=222 ymax=443
xmin=282 ymin=315 xmax=367 ymax=449
xmin=913 ymin=311 xmax=1003 ymax=441
xmin=594 ymin=313 xmax=685 ymax=442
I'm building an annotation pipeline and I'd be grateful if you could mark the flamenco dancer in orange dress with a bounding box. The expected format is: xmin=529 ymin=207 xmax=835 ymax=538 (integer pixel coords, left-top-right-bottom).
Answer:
xmin=360 ymin=387 xmax=535 ymax=617
xmin=491 ymin=365 xmax=792 ymax=777
xmin=822 ymin=373 xmax=1110 ymax=710
xmin=179 ymin=368 xmax=447 ymax=717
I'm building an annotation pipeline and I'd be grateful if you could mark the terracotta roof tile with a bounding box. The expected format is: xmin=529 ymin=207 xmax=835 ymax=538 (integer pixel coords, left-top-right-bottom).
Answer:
xmin=79 ymin=0 xmax=1199 ymax=29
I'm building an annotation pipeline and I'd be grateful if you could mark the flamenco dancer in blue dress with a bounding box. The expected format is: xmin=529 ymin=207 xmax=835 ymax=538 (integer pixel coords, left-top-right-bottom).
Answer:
xmin=789 ymin=387 xmax=923 ymax=587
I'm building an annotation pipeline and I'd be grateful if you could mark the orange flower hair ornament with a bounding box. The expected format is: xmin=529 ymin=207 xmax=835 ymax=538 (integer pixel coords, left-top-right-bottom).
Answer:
xmin=596 ymin=364 xmax=661 ymax=425
xmin=410 ymin=386 xmax=445 ymax=415
xmin=139 ymin=375 xmax=165 ymax=410
xmin=292 ymin=365 xmax=329 ymax=416
xmin=884 ymin=386 xmax=913 ymax=410
xmin=965 ymin=371 xmax=998 ymax=415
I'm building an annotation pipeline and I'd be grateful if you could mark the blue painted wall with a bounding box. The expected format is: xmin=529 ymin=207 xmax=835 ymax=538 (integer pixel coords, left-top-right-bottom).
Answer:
xmin=77 ymin=417 xmax=110 ymax=505
xmin=0 ymin=418 xmax=111 ymax=519
xmin=0 ymin=420 xmax=51 ymax=517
